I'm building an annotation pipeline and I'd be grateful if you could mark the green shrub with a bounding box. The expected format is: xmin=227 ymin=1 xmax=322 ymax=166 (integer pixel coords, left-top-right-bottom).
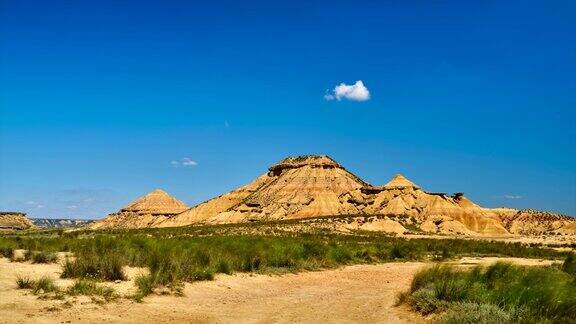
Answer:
xmin=441 ymin=302 xmax=513 ymax=324
xmin=0 ymin=246 xmax=13 ymax=258
xmin=32 ymin=276 xmax=59 ymax=294
xmin=31 ymin=251 xmax=57 ymax=264
xmin=61 ymin=254 xmax=125 ymax=281
xmin=67 ymin=280 xmax=117 ymax=301
xmin=408 ymin=288 xmax=448 ymax=314
xmin=562 ymin=253 xmax=576 ymax=276
xmin=16 ymin=276 xmax=33 ymax=289
xmin=216 ymin=259 xmax=232 ymax=275
xmin=401 ymin=263 xmax=576 ymax=323
xmin=191 ymin=269 xmax=214 ymax=281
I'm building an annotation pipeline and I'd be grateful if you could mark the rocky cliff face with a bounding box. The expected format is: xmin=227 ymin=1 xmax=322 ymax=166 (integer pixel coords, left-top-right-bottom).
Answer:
xmin=0 ymin=212 xmax=34 ymax=230
xmin=91 ymin=189 xmax=188 ymax=229
xmin=94 ymin=155 xmax=575 ymax=237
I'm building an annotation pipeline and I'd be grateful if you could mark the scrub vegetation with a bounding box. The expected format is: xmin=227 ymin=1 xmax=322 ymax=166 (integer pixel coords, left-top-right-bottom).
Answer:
xmin=1 ymin=226 xmax=571 ymax=301
xmin=397 ymin=255 xmax=576 ymax=323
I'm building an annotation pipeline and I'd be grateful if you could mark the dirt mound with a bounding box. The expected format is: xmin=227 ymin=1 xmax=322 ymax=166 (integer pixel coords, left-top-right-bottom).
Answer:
xmin=92 ymin=189 xmax=188 ymax=229
xmin=0 ymin=212 xmax=34 ymax=230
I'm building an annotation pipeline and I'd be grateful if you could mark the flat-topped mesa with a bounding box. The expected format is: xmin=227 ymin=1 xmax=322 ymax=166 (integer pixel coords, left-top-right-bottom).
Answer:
xmin=0 ymin=211 xmax=34 ymax=230
xmin=268 ymin=155 xmax=343 ymax=176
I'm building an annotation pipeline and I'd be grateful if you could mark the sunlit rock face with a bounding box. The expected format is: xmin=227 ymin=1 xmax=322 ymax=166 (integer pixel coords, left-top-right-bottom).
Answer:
xmin=0 ymin=212 xmax=34 ymax=230
xmin=93 ymin=155 xmax=575 ymax=237
xmin=91 ymin=189 xmax=188 ymax=229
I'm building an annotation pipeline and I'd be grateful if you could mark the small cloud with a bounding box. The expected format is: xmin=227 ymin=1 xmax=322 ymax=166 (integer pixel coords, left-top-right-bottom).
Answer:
xmin=66 ymin=205 xmax=78 ymax=209
xmin=504 ymin=195 xmax=522 ymax=199
xmin=324 ymin=80 xmax=370 ymax=101
xmin=181 ymin=158 xmax=198 ymax=166
xmin=171 ymin=158 xmax=198 ymax=168
xmin=36 ymin=204 xmax=45 ymax=209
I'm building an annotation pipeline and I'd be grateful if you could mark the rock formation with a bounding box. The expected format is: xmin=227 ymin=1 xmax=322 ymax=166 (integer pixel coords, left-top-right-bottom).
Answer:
xmin=91 ymin=189 xmax=188 ymax=229
xmin=159 ymin=155 xmax=369 ymax=227
xmin=0 ymin=212 xmax=34 ymax=230
xmin=493 ymin=208 xmax=576 ymax=236
xmin=93 ymin=155 xmax=575 ymax=237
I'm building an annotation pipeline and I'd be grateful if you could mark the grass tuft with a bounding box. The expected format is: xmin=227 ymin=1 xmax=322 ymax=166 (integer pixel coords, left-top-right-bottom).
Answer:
xmin=31 ymin=251 xmax=57 ymax=264
xmin=67 ymin=280 xmax=117 ymax=301
xmin=16 ymin=275 xmax=33 ymax=289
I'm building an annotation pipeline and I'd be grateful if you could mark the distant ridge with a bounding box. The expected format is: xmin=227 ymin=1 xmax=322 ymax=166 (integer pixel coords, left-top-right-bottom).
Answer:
xmin=31 ymin=218 xmax=96 ymax=228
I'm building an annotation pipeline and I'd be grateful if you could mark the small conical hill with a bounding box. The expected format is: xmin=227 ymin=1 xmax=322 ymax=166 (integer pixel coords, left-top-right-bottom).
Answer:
xmin=121 ymin=189 xmax=188 ymax=215
xmin=91 ymin=189 xmax=188 ymax=229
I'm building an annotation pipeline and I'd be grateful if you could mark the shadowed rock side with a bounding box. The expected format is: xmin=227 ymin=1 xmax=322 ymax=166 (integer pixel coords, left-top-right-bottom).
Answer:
xmin=93 ymin=155 xmax=576 ymax=236
xmin=91 ymin=189 xmax=188 ymax=229
xmin=0 ymin=212 xmax=34 ymax=230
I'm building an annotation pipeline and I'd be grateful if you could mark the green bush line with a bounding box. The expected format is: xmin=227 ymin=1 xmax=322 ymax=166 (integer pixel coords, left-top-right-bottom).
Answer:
xmin=2 ymin=230 xmax=570 ymax=301
xmin=16 ymin=276 xmax=117 ymax=302
xmin=398 ymin=257 xmax=576 ymax=323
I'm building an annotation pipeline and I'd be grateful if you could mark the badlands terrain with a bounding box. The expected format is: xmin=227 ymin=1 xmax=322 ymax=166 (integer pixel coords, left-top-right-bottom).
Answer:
xmin=92 ymin=155 xmax=576 ymax=241
xmin=1 ymin=155 xmax=575 ymax=323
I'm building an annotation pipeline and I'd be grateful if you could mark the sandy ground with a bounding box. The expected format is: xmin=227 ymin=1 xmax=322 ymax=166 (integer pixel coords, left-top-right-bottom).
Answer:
xmin=0 ymin=257 xmax=560 ymax=324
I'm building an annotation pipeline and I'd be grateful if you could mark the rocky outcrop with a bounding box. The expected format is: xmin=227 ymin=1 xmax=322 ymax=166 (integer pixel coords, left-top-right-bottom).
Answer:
xmin=93 ymin=155 xmax=575 ymax=237
xmin=160 ymin=155 xmax=368 ymax=227
xmin=493 ymin=209 xmax=576 ymax=236
xmin=346 ymin=174 xmax=509 ymax=236
xmin=91 ymin=189 xmax=188 ymax=229
xmin=0 ymin=212 xmax=34 ymax=230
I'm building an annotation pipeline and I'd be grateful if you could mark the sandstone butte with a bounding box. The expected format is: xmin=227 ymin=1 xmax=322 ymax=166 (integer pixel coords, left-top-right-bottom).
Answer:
xmin=92 ymin=155 xmax=575 ymax=237
xmin=0 ymin=212 xmax=34 ymax=230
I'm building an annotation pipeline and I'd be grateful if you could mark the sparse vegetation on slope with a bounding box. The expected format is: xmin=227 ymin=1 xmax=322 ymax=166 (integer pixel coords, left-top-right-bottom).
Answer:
xmin=398 ymin=261 xmax=576 ymax=323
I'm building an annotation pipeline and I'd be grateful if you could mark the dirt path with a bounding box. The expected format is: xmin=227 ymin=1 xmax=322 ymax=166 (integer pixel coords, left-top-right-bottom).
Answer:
xmin=0 ymin=257 xmax=559 ymax=323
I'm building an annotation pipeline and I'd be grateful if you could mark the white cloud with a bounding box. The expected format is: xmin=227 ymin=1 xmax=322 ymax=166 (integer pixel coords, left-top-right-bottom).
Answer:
xmin=171 ymin=158 xmax=198 ymax=167
xmin=66 ymin=205 xmax=78 ymax=209
xmin=182 ymin=158 xmax=198 ymax=166
xmin=324 ymin=80 xmax=370 ymax=101
xmin=504 ymin=195 xmax=522 ymax=199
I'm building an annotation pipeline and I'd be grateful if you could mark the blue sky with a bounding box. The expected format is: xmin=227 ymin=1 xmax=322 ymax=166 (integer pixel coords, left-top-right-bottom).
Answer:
xmin=1 ymin=0 xmax=575 ymax=219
